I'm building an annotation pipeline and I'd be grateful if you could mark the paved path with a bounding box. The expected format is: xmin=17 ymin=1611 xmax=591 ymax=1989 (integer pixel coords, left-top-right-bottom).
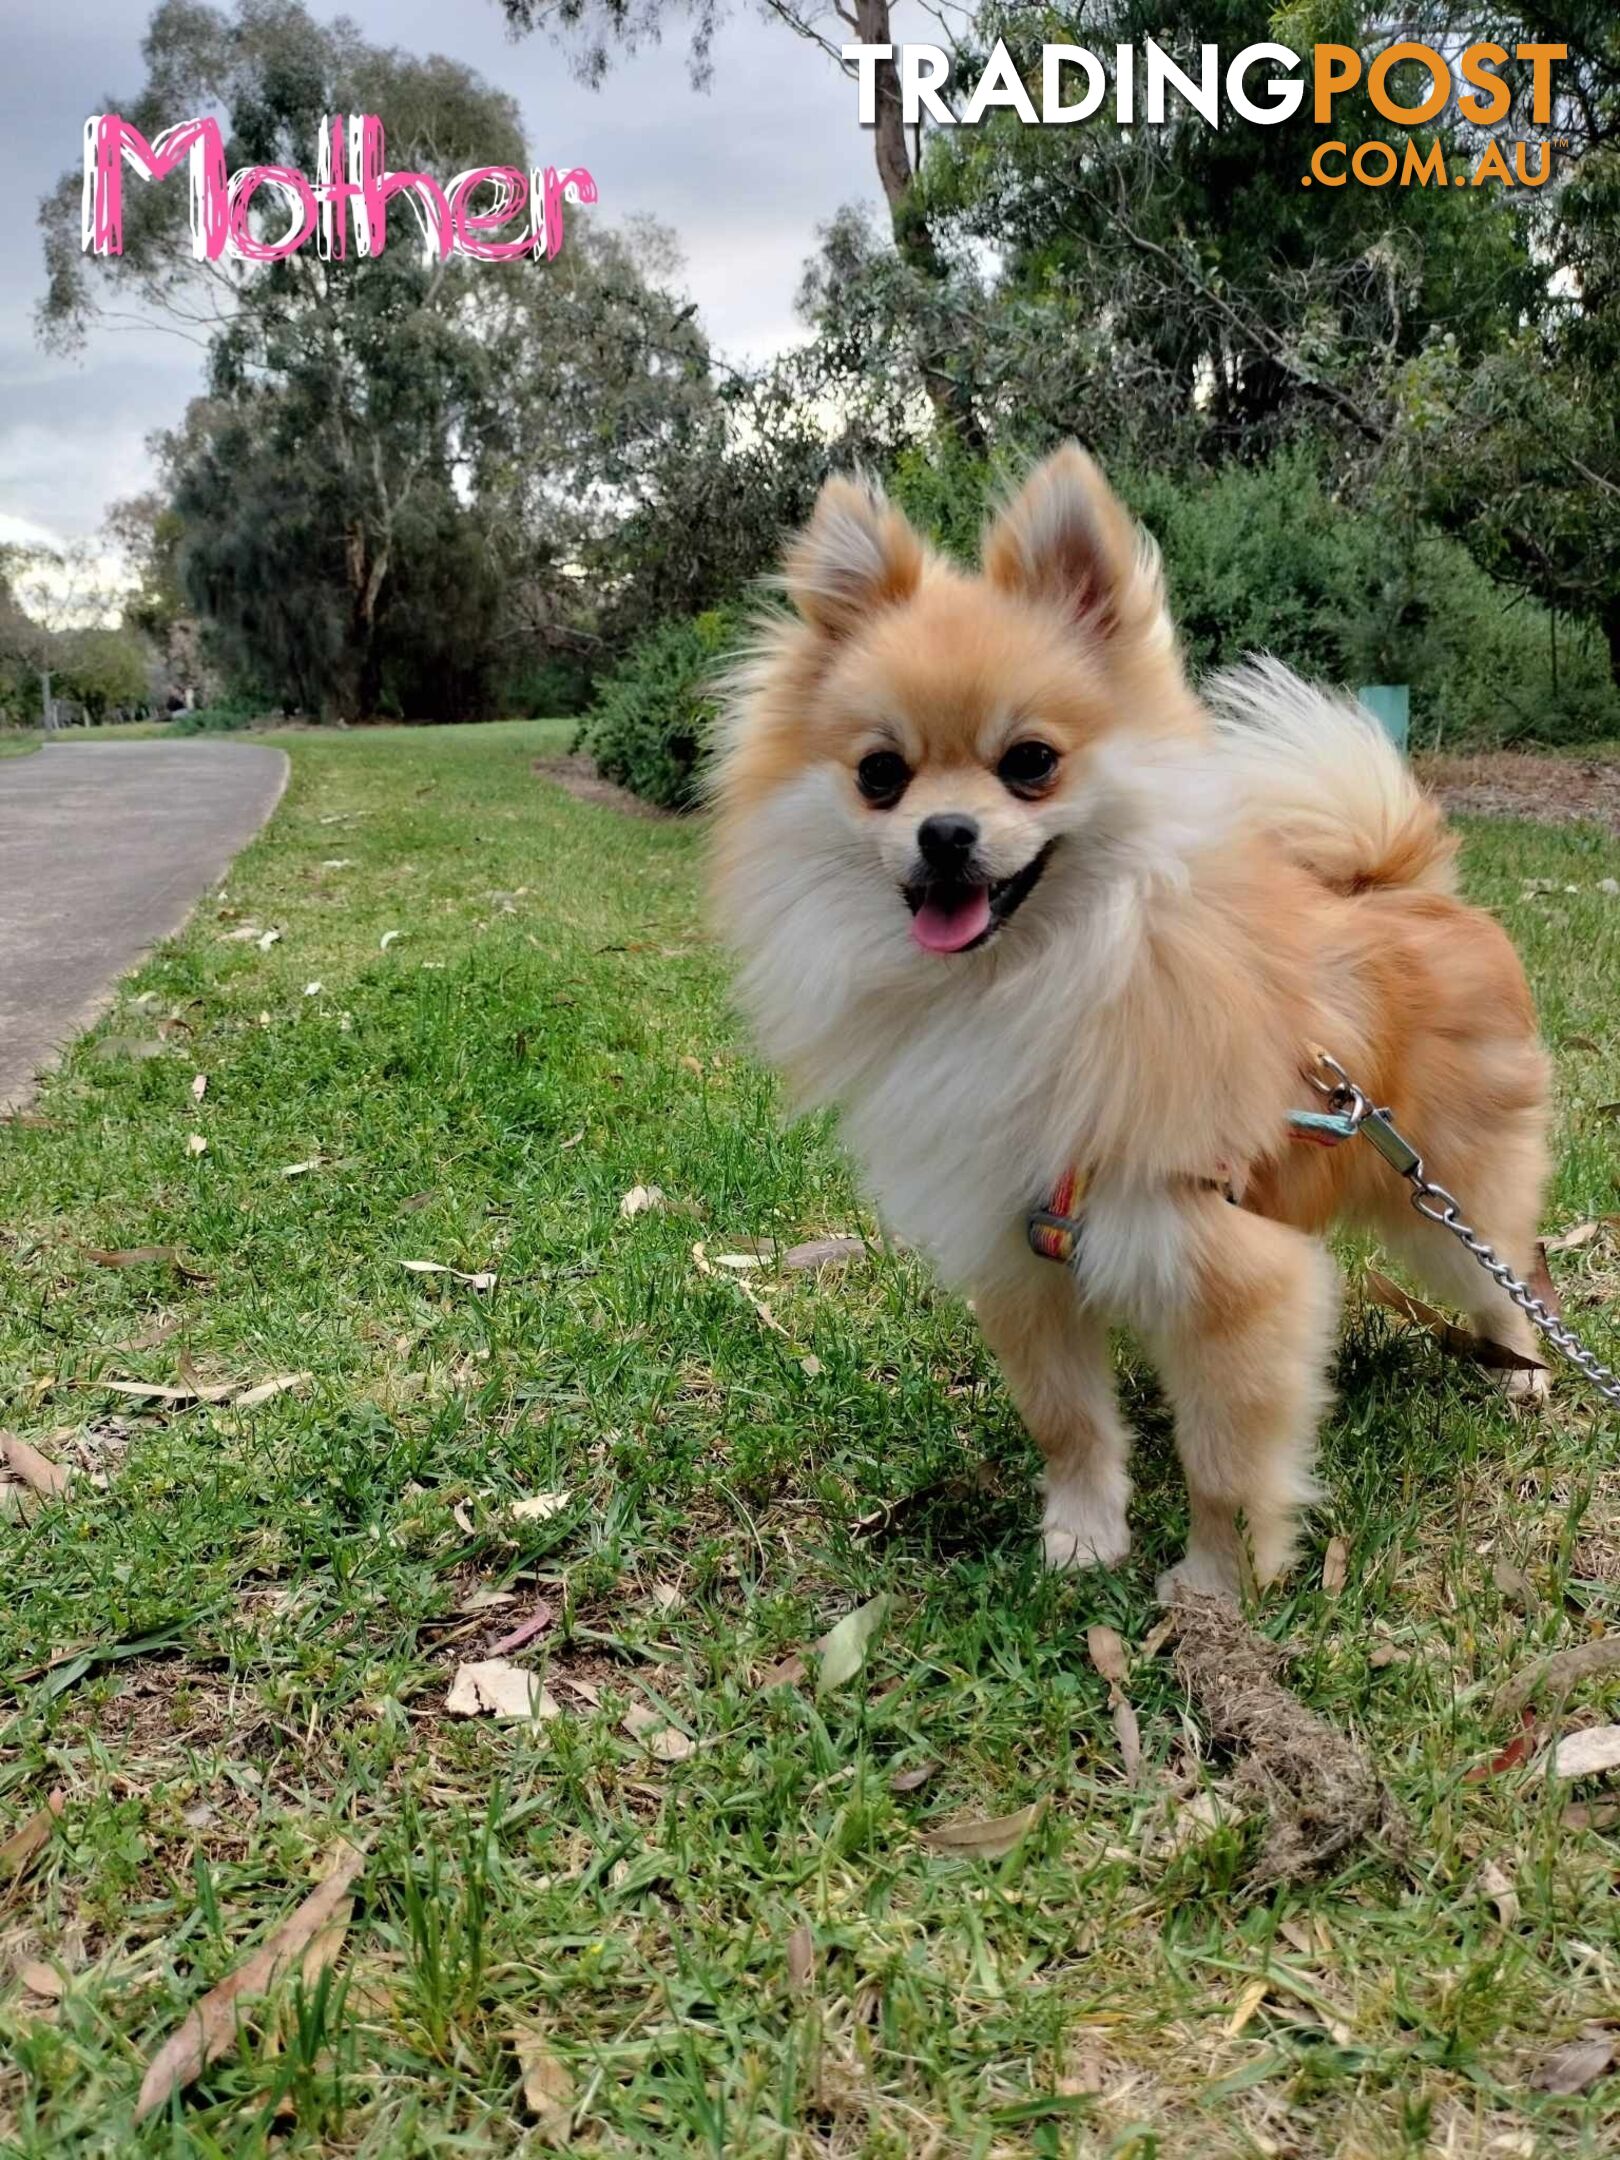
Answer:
xmin=0 ymin=741 xmax=288 ymax=1110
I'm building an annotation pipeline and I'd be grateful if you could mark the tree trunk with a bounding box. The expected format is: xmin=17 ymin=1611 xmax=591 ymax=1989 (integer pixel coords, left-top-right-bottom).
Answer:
xmin=1604 ymin=596 xmax=1620 ymax=695
xmin=853 ymin=0 xmax=985 ymax=454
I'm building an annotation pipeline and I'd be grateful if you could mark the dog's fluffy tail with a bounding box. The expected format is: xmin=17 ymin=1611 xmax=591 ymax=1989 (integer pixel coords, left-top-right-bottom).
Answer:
xmin=1206 ymin=657 xmax=1457 ymax=897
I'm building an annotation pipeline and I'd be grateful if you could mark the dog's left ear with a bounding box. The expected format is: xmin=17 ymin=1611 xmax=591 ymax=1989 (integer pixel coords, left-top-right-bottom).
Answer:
xmin=983 ymin=445 xmax=1166 ymax=650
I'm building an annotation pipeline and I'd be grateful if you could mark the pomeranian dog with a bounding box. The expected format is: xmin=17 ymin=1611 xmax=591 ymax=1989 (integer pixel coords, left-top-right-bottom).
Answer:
xmin=711 ymin=446 xmax=1549 ymax=1596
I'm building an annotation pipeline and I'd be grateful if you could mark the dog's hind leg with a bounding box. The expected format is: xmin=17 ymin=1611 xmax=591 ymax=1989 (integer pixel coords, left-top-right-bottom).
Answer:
xmin=975 ymin=1256 xmax=1133 ymax=1570
xmin=1148 ymin=1198 xmax=1340 ymax=1599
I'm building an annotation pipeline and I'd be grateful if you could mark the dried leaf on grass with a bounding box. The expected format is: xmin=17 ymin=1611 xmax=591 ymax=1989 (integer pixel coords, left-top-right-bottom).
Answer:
xmin=18 ymin=1959 xmax=65 ymax=1999
xmin=0 ymin=1791 xmax=65 ymax=1881
xmin=782 ymin=1236 xmax=866 ymax=1272
xmin=619 ymin=1184 xmax=667 ymax=1219
xmin=889 ymin=1761 xmax=938 ymax=1794
xmin=1321 ymin=1536 xmax=1349 ymax=1596
xmin=185 ymin=1134 xmax=208 ymax=1158
xmin=786 ymin=1923 xmax=815 ymax=1993
xmin=621 ymin=1700 xmax=696 ymax=1762
xmin=134 ymin=1841 xmax=363 ymax=2121
xmin=757 ymin=1651 xmax=807 ymax=1691
xmin=400 ymin=1259 xmax=497 ymax=1291
xmin=488 ymin=1598 xmax=556 ymax=1656
xmin=80 ymin=1244 xmax=203 ymax=1277
xmin=2 ymin=1435 xmax=73 ymax=1498
xmin=1086 ymin=1625 xmax=1143 ymax=1782
xmin=1167 ymin=1592 xmax=1398 ymax=1886
xmin=1545 ymin=1220 xmax=1602 ymax=1254
xmin=815 ymin=1594 xmax=889 ymax=1696
xmin=1495 ymin=1636 xmax=1620 ymax=1721
xmin=1366 ymin=1270 xmax=1545 ymax=1373
xmin=511 ymin=2024 xmax=574 ymax=2141
xmin=509 ymin=1491 xmax=570 ymax=1523
xmin=1477 ymin=1858 xmax=1520 ymax=1928
xmin=1529 ymin=2028 xmax=1616 ymax=2096
xmin=1464 ymin=1710 xmax=1538 ymax=1783
xmin=445 ymin=1661 xmax=561 ymax=1723
xmin=231 ymin=1373 xmax=311 ymax=1410
xmin=920 ymin=1799 xmax=1045 ymax=1861
xmin=100 ymin=1371 xmax=306 ymax=1412
xmin=1552 ymin=1725 xmax=1620 ymax=1779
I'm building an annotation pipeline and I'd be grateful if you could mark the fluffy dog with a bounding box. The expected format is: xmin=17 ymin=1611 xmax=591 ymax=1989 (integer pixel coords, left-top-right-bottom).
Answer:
xmin=711 ymin=445 xmax=1549 ymax=1595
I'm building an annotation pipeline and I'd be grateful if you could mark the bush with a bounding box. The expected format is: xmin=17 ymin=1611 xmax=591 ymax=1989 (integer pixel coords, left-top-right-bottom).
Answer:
xmin=574 ymin=606 xmax=746 ymax=810
xmin=168 ymin=701 xmax=265 ymax=735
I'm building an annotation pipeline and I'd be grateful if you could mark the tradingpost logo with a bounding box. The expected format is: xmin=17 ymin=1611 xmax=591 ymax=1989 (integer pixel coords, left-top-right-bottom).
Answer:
xmin=846 ymin=36 xmax=1569 ymax=191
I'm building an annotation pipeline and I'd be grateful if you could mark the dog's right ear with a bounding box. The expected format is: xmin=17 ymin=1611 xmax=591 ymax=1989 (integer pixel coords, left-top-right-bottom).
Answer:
xmin=783 ymin=476 xmax=925 ymax=636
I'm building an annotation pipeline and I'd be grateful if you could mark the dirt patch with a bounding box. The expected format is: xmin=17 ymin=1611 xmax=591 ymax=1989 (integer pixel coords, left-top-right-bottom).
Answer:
xmin=1169 ymin=1592 xmax=1400 ymax=1885
xmin=533 ymin=754 xmax=677 ymax=822
xmin=1418 ymin=749 xmax=1620 ymax=837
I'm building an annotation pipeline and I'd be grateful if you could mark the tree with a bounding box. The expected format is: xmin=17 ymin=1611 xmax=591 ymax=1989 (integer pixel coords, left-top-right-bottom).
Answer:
xmin=493 ymin=0 xmax=987 ymax=445
xmin=40 ymin=1 xmax=716 ymax=719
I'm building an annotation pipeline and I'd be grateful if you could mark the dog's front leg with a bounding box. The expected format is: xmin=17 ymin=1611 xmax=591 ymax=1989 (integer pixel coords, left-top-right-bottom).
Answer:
xmin=1147 ymin=1198 xmax=1340 ymax=1600
xmin=974 ymin=1256 xmax=1133 ymax=1570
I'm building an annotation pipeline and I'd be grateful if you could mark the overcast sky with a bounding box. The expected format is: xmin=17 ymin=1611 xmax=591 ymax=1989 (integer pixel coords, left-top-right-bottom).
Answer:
xmin=0 ymin=0 xmax=896 ymax=550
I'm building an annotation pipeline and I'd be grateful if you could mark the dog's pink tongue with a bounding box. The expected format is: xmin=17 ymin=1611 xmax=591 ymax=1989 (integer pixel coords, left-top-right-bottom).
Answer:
xmin=911 ymin=885 xmax=991 ymax=954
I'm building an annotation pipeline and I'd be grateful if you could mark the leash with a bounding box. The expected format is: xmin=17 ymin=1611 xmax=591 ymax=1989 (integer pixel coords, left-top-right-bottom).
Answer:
xmin=1027 ymin=1048 xmax=1620 ymax=1412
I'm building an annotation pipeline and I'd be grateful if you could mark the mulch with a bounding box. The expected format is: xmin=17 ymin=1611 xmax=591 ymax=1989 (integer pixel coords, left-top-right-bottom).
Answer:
xmin=1418 ymin=750 xmax=1620 ymax=838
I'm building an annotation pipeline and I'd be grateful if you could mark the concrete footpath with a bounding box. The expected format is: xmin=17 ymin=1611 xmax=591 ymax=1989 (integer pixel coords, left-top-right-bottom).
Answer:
xmin=0 ymin=741 xmax=288 ymax=1109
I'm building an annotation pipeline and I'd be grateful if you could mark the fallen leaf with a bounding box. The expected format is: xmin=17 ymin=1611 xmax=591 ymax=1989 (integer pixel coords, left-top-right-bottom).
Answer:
xmin=379 ymin=930 xmax=401 ymax=951
xmin=280 ymin=1159 xmax=324 ymax=1178
xmin=713 ymin=1252 xmax=766 ymax=1271
xmin=619 ymin=1184 xmax=667 ymax=1219
xmin=488 ymin=1599 xmax=556 ymax=1656
xmin=1552 ymin=1725 xmax=1620 ymax=1779
xmin=94 ymin=1036 xmax=166 ymax=1062
xmin=622 ymin=1701 xmax=696 ymax=1761
xmin=649 ymin=1580 xmax=681 ymax=1613
xmin=134 ymin=1841 xmax=364 ymax=2120
xmin=186 ymin=1134 xmax=208 ymax=1158
xmin=1226 ymin=1977 xmax=1270 ymax=2038
xmin=509 ymin=1491 xmax=571 ymax=1523
xmin=511 ymin=2023 xmax=574 ymax=2140
xmin=1477 ymin=1858 xmax=1520 ymax=1928
xmin=445 ymin=1661 xmax=561 ymax=1723
xmin=798 ymin=1353 xmax=823 ymax=1378
xmin=889 ymin=1761 xmax=939 ymax=1795
xmin=80 ymin=1243 xmax=189 ymax=1273
xmin=190 ymin=1074 xmax=208 ymax=1102
xmin=786 ymin=1923 xmax=815 ymax=1993
xmin=1545 ymin=1220 xmax=1601 ymax=1254
xmin=782 ymin=1236 xmax=866 ymax=1271
xmin=99 ymin=1378 xmax=225 ymax=1407
xmin=1368 ymin=1643 xmax=1410 ymax=1670
xmin=0 ymin=1792 xmax=65 ymax=1881
xmin=1087 ymin=1624 xmax=1143 ymax=1781
xmin=1529 ymin=2028 xmax=1616 ymax=2096
xmin=256 ymin=928 xmax=281 ymax=951
xmin=920 ymin=1799 xmax=1045 ymax=1861
xmin=1366 ymin=1270 xmax=1546 ymax=1372
xmin=678 ymin=1055 xmax=704 ymax=1079
xmin=815 ymin=1594 xmax=890 ymax=1696
xmin=2 ymin=1435 xmax=72 ymax=1499
xmin=303 ymin=981 xmax=322 ymax=997
xmin=400 ymin=1259 xmax=497 ymax=1290
xmin=1495 ymin=1636 xmax=1620 ymax=1720
xmin=232 ymin=1373 xmax=311 ymax=1410
xmin=18 ymin=1959 xmax=64 ymax=1999
xmin=1085 ymin=1625 xmax=1129 ymax=1687
xmin=1464 ymin=1709 xmax=1538 ymax=1782
xmin=1322 ymin=1536 xmax=1349 ymax=1596
xmin=757 ymin=1651 xmax=807 ymax=1690
xmin=1491 ymin=1558 xmax=1536 ymax=1614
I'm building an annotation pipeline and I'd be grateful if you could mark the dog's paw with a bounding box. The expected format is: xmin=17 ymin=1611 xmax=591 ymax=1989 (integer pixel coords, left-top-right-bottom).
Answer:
xmin=1040 ymin=1492 xmax=1130 ymax=1573
xmin=1495 ymin=1361 xmax=1551 ymax=1407
xmin=1154 ymin=1550 xmax=1241 ymax=1605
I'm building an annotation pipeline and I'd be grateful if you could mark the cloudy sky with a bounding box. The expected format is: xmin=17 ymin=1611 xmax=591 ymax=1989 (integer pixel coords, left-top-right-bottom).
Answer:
xmin=0 ymin=0 xmax=898 ymax=550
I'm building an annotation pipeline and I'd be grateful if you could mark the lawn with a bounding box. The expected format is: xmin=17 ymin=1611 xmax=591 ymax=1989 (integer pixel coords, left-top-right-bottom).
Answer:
xmin=2 ymin=718 xmax=1619 ymax=2158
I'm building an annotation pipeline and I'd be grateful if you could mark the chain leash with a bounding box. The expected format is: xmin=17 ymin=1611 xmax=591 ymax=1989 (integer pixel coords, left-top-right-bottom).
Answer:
xmin=1309 ymin=1051 xmax=1620 ymax=1412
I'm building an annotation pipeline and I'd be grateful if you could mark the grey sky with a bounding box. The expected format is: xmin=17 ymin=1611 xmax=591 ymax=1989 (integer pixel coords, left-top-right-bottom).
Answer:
xmin=0 ymin=0 xmax=894 ymax=547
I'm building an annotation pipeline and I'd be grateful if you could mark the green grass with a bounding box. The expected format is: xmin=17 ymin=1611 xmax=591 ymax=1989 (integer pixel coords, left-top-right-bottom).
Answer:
xmin=2 ymin=719 xmax=1619 ymax=2157
xmin=0 ymin=730 xmax=42 ymax=757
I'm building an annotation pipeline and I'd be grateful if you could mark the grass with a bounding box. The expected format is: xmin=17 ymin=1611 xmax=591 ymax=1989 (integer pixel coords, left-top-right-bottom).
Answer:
xmin=0 ymin=731 xmax=42 ymax=758
xmin=2 ymin=717 xmax=1619 ymax=2157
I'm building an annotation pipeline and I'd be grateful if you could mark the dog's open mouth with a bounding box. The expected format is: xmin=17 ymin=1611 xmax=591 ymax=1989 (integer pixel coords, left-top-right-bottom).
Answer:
xmin=904 ymin=841 xmax=1056 ymax=955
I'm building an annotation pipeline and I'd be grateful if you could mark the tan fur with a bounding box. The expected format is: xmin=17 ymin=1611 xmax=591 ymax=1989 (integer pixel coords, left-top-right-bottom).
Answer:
xmin=711 ymin=447 xmax=1551 ymax=1594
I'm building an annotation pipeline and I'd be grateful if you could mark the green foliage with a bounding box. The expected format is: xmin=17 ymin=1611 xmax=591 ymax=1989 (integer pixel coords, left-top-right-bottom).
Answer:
xmin=167 ymin=701 xmax=265 ymax=736
xmin=574 ymin=605 xmax=746 ymax=809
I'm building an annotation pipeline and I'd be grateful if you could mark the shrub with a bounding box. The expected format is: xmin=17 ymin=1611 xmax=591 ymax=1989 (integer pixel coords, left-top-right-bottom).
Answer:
xmin=168 ymin=701 xmax=265 ymax=735
xmin=574 ymin=605 xmax=747 ymax=810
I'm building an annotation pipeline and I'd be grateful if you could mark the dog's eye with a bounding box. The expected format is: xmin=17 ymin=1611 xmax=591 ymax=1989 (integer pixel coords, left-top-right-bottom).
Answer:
xmin=856 ymin=750 xmax=911 ymax=808
xmin=997 ymin=740 xmax=1059 ymax=797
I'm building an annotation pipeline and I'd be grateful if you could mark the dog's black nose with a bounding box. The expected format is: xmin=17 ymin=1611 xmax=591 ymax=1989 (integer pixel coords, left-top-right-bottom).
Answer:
xmin=916 ymin=813 xmax=980 ymax=871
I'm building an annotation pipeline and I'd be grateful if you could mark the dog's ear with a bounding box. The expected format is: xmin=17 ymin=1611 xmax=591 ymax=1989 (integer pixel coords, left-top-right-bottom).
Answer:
xmin=783 ymin=475 xmax=925 ymax=636
xmin=983 ymin=444 xmax=1165 ymax=647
